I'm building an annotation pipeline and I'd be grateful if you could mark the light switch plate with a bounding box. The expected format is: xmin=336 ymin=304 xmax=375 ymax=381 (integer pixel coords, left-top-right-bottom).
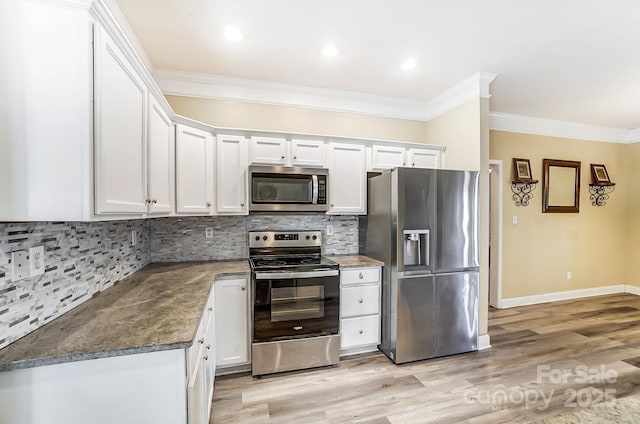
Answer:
xmin=326 ymin=225 xmax=334 ymax=236
xmin=12 ymin=250 xmax=30 ymax=281
xmin=30 ymin=246 xmax=45 ymax=277
xmin=205 ymin=227 xmax=214 ymax=239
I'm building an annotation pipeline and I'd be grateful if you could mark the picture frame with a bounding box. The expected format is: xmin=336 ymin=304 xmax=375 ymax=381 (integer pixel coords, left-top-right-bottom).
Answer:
xmin=542 ymin=159 xmax=581 ymax=213
xmin=513 ymin=158 xmax=533 ymax=182
xmin=590 ymin=164 xmax=611 ymax=184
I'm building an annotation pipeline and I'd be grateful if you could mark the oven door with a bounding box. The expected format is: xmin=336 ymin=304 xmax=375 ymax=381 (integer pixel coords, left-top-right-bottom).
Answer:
xmin=253 ymin=270 xmax=340 ymax=342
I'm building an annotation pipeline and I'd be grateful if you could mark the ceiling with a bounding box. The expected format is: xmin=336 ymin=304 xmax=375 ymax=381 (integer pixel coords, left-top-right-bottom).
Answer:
xmin=114 ymin=0 xmax=640 ymax=129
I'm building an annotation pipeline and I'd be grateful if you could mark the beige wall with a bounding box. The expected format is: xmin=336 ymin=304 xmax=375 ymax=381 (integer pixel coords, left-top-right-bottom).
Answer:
xmin=490 ymin=131 xmax=628 ymax=299
xmin=424 ymin=99 xmax=482 ymax=171
xmin=166 ymin=96 xmax=428 ymax=143
xmin=623 ymin=142 xmax=640 ymax=287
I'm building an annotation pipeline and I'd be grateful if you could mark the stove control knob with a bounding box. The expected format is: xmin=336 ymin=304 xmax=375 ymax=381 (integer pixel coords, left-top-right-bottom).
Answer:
xmin=312 ymin=235 xmax=317 ymax=240
xmin=255 ymin=236 xmax=260 ymax=241
xmin=305 ymin=235 xmax=310 ymax=240
xmin=263 ymin=235 xmax=268 ymax=241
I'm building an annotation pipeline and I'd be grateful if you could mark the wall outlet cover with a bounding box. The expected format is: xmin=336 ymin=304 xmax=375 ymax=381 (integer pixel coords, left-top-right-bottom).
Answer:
xmin=205 ymin=227 xmax=214 ymax=239
xmin=12 ymin=251 xmax=30 ymax=281
xmin=326 ymin=225 xmax=334 ymax=236
xmin=29 ymin=246 xmax=45 ymax=277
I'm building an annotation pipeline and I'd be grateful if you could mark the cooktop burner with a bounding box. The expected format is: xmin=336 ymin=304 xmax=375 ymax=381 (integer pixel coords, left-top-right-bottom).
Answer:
xmin=249 ymin=254 xmax=338 ymax=271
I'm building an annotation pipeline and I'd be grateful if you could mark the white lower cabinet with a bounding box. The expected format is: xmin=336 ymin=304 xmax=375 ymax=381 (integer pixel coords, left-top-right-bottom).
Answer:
xmin=214 ymin=277 xmax=250 ymax=369
xmin=339 ymin=266 xmax=382 ymax=355
xmin=0 ymin=285 xmax=217 ymax=424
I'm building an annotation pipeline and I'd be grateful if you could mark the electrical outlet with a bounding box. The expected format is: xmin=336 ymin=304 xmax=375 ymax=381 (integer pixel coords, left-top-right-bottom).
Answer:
xmin=29 ymin=246 xmax=45 ymax=277
xmin=130 ymin=230 xmax=137 ymax=247
xmin=566 ymin=271 xmax=572 ymax=280
xmin=205 ymin=227 xmax=214 ymax=239
xmin=12 ymin=251 xmax=30 ymax=281
xmin=326 ymin=225 xmax=334 ymax=236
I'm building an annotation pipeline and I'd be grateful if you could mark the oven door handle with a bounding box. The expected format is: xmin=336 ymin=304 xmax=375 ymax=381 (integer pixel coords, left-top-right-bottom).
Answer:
xmin=255 ymin=269 xmax=339 ymax=280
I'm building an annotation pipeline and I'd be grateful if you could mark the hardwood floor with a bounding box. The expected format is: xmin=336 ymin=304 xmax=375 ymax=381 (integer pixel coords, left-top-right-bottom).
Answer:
xmin=210 ymin=294 xmax=640 ymax=423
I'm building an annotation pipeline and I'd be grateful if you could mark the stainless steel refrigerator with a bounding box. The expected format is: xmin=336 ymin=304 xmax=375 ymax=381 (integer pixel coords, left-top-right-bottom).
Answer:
xmin=359 ymin=167 xmax=480 ymax=364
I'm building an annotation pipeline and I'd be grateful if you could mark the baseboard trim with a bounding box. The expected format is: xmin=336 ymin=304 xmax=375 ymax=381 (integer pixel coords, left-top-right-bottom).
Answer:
xmin=500 ymin=285 xmax=639 ymax=308
xmin=478 ymin=334 xmax=491 ymax=350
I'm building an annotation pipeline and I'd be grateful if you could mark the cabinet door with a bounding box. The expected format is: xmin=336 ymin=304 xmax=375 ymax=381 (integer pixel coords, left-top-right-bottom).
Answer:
xmin=327 ymin=143 xmax=366 ymax=214
xmin=176 ymin=125 xmax=214 ymax=214
xmin=94 ymin=27 xmax=146 ymax=214
xmin=147 ymin=95 xmax=174 ymax=214
xmin=408 ymin=148 xmax=440 ymax=169
xmin=372 ymin=145 xmax=406 ymax=170
xmin=291 ymin=139 xmax=325 ymax=167
xmin=249 ymin=136 xmax=287 ymax=165
xmin=214 ymin=278 xmax=249 ymax=367
xmin=203 ymin=309 xmax=216 ymax=418
xmin=187 ymin=344 xmax=207 ymax=424
xmin=215 ymin=135 xmax=248 ymax=215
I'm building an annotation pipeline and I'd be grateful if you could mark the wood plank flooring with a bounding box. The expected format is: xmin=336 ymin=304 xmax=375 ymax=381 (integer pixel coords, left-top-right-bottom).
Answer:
xmin=210 ymin=294 xmax=640 ymax=423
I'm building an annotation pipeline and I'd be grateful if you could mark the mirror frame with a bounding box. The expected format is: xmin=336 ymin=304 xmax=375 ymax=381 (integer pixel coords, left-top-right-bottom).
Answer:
xmin=542 ymin=159 xmax=581 ymax=213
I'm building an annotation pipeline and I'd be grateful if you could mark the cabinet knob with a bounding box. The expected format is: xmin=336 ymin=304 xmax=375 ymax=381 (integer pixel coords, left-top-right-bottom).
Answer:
xmin=358 ymin=272 xmax=363 ymax=279
xmin=241 ymin=203 xmax=245 ymax=207
xmin=359 ymin=330 xmax=364 ymax=334
xmin=206 ymin=344 xmax=211 ymax=350
xmin=241 ymin=286 xmax=246 ymax=291
xmin=293 ymin=156 xmax=297 ymax=159
xmin=413 ymin=163 xmax=415 ymax=167
xmin=145 ymin=199 xmax=152 ymax=204
xmin=331 ymin=204 xmax=335 ymax=207
xmin=152 ymin=199 xmax=157 ymax=204
xmin=206 ymin=202 xmax=212 ymax=207
xmin=208 ymin=306 xmax=213 ymax=312
xmin=403 ymin=163 xmax=406 ymax=166
xmin=358 ymin=299 xmax=364 ymax=304
xmin=198 ymin=338 xmax=204 ymax=344
xmin=204 ymin=355 xmax=208 ymax=361
xmin=281 ymin=155 xmax=285 ymax=159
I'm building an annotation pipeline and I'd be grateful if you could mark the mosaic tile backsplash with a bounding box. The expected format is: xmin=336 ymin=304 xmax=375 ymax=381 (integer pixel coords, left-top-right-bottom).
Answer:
xmin=1 ymin=214 xmax=359 ymax=350
xmin=0 ymin=220 xmax=150 ymax=350
xmin=149 ymin=214 xmax=359 ymax=262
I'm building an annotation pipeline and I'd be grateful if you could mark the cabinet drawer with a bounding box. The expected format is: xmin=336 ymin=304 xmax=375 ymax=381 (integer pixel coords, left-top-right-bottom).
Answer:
xmin=341 ymin=267 xmax=380 ymax=285
xmin=340 ymin=315 xmax=380 ymax=349
xmin=341 ymin=284 xmax=380 ymax=318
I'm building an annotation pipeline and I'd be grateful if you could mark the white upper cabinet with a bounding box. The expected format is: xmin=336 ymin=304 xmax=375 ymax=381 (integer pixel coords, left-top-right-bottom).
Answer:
xmin=215 ymin=135 xmax=248 ymax=215
xmin=175 ymin=124 xmax=214 ymax=215
xmin=147 ymin=95 xmax=174 ymax=214
xmin=371 ymin=145 xmax=406 ymax=170
xmin=94 ymin=26 xmax=147 ymax=215
xmin=327 ymin=143 xmax=367 ymax=215
xmin=249 ymin=136 xmax=287 ymax=165
xmin=291 ymin=139 xmax=326 ymax=167
xmin=408 ymin=148 xmax=441 ymax=169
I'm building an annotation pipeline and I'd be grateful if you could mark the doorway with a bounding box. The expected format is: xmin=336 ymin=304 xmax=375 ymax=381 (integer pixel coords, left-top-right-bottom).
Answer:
xmin=489 ymin=160 xmax=503 ymax=308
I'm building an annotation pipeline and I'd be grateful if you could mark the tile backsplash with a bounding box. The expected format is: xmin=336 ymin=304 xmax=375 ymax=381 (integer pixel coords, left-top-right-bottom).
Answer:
xmin=150 ymin=214 xmax=359 ymax=262
xmin=0 ymin=220 xmax=150 ymax=350
xmin=1 ymin=214 xmax=359 ymax=350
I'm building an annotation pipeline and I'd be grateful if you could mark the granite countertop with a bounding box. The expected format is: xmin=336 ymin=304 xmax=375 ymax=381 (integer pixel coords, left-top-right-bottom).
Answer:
xmin=0 ymin=261 xmax=250 ymax=372
xmin=327 ymin=255 xmax=384 ymax=268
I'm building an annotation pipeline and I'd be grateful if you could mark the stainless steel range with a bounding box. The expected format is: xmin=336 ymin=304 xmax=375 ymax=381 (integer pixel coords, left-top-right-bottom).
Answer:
xmin=249 ymin=230 xmax=340 ymax=376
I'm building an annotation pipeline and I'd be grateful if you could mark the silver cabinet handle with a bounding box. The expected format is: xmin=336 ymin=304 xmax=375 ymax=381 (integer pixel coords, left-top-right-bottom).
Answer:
xmin=358 ymin=299 xmax=363 ymax=304
xmin=358 ymin=272 xmax=363 ymax=279
xmin=241 ymin=286 xmax=246 ymax=291
xmin=198 ymin=338 xmax=204 ymax=344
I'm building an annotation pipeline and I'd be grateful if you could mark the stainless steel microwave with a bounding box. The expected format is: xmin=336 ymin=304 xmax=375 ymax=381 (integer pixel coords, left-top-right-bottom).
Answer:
xmin=249 ymin=166 xmax=329 ymax=212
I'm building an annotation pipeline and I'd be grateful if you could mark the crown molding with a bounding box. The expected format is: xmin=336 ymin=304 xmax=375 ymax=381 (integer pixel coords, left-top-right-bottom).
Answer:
xmin=626 ymin=128 xmax=640 ymax=143
xmin=154 ymin=69 xmax=496 ymax=122
xmin=421 ymin=72 xmax=496 ymax=121
xmin=34 ymin=0 xmax=93 ymax=8
xmin=489 ymin=112 xmax=633 ymax=144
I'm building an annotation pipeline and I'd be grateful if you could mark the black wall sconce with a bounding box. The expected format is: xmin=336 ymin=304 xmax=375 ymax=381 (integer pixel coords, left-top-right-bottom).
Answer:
xmin=588 ymin=163 xmax=615 ymax=206
xmin=511 ymin=158 xmax=538 ymax=206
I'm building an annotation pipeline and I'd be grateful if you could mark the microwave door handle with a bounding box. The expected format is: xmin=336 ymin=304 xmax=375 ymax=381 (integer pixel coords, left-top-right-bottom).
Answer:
xmin=312 ymin=175 xmax=319 ymax=204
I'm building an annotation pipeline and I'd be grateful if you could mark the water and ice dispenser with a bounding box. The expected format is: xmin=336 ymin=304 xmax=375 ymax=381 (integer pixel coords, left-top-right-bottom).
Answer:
xmin=402 ymin=229 xmax=430 ymax=267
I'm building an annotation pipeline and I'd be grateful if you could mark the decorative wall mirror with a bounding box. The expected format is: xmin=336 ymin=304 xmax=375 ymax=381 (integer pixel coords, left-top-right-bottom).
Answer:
xmin=542 ymin=159 xmax=581 ymax=213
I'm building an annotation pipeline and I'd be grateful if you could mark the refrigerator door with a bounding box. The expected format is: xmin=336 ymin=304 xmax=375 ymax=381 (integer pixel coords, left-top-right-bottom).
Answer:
xmin=435 ymin=170 xmax=480 ymax=271
xmin=396 ymin=168 xmax=436 ymax=273
xmin=434 ymin=272 xmax=479 ymax=356
xmin=394 ymin=274 xmax=434 ymax=363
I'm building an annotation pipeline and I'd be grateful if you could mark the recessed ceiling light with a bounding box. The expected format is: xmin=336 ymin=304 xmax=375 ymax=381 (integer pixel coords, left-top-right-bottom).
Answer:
xmin=321 ymin=45 xmax=339 ymax=57
xmin=224 ymin=25 xmax=243 ymax=42
xmin=401 ymin=58 xmax=417 ymax=71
